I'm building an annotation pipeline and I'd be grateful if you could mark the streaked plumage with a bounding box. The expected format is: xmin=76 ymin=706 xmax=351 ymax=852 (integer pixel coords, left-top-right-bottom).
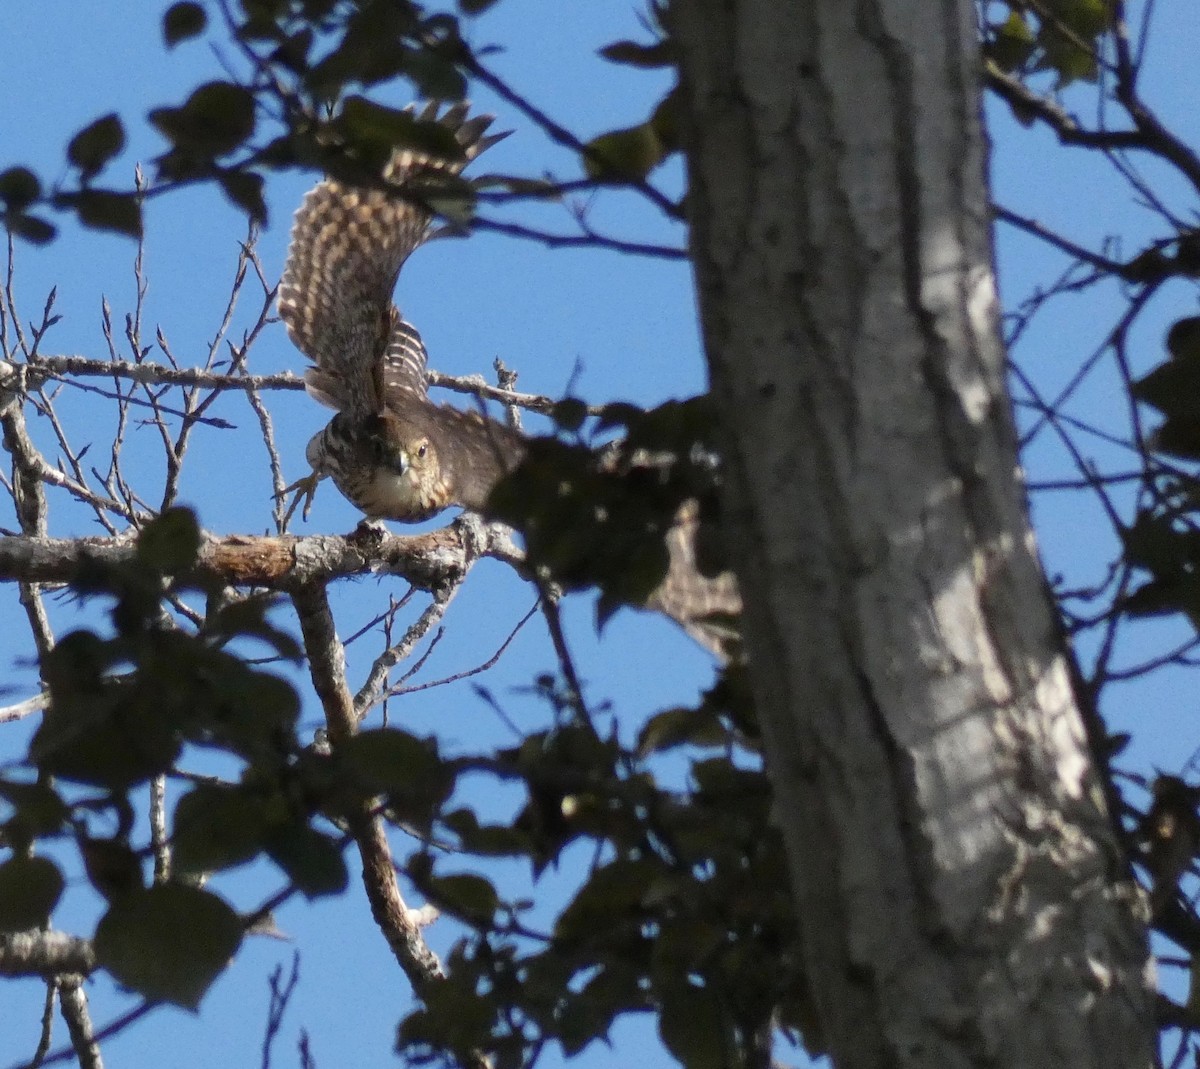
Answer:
xmin=278 ymin=102 xmax=515 ymax=521
xmin=278 ymin=102 xmax=743 ymax=658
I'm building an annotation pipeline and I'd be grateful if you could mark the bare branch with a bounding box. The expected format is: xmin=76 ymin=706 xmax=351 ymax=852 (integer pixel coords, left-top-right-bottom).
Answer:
xmin=290 ymin=583 xmax=488 ymax=1069
xmin=354 ymin=585 xmax=461 ymax=719
xmin=0 ymin=692 xmax=48 ymax=723
xmin=58 ymin=976 xmax=102 ymax=1069
xmin=0 ymin=932 xmax=95 ymax=978
xmin=0 ymin=516 xmax=523 ymax=591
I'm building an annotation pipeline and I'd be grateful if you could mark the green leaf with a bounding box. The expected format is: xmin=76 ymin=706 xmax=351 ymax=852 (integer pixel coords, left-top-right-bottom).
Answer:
xmin=72 ymin=191 xmax=142 ymax=238
xmin=425 ymin=872 xmax=499 ymax=922
xmin=33 ymin=637 xmax=183 ymax=788
xmin=555 ymin=858 xmax=660 ymax=941
xmin=650 ymin=85 xmax=682 ymax=154
xmin=338 ymin=728 xmax=450 ymax=805
xmin=163 ymin=1 xmax=207 ymax=46
xmin=95 ymin=884 xmax=241 ymax=1009
xmin=0 ymin=167 xmax=40 ymax=211
xmin=137 ymin=506 xmax=201 ymax=574
xmin=637 ymin=706 xmax=725 ymax=757
xmin=658 ymin=981 xmax=729 ymax=1069
xmin=67 ymin=115 xmax=126 ymax=181
xmin=0 ymin=856 xmax=64 ymax=932
xmin=405 ymin=49 xmax=469 ymax=103
xmin=337 ymin=96 xmax=463 ymax=160
xmin=598 ymin=38 xmax=674 ymax=68
xmin=264 ymin=822 xmax=348 ymax=899
xmin=583 ymin=123 xmax=666 ymax=182
xmin=172 ymin=785 xmax=273 ymax=877
xmin=986 ymin=12 xmax=1036 ymax=72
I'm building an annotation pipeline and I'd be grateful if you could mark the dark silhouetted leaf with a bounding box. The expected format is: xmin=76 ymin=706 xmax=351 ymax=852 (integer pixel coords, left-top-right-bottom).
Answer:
xmin=599 ymin=38 xmax=674 ymax=68
xmin=339 ymin=727 xmax=449 ymax=806
xmin=164 ymin=1 xmax=207 ymax=46
xmin=149 ymin=82 xmax=256 ymax=158
xmin=555 ymin=858 xmax=660 ymax=941
xmin=172 ymin=784 xmax=273 ymax=877
xmin=442 ymin=808 xmax=529 ymax=856
xmin=33 ymin=638 xmax=183 ymax=787
xmin=81 ymin=837 xmax=144 ymax=900
xmin=425 ymin=872 xmax=499 ymax=922
xmin=1168 ymin=317 xmax=1200 ymax=361
xmin=95 ymin=884 xmax=241 ymax=1009
xmin=137 ymin=506 xmax=201 ymax=574
xmin=72 ymin=191 xmax=142 ymax=238
xmin=1150 ymin=418 xmax=1200 ymax=461
xmin=265 ymin=822 xmax=347 ymax=898
xmin=218 ymin=169 xmax=267 ymax=223
xmin=0 ymin=167 xmax=40 ymax=211
xmin=0 ymin=780 xmax=69 ymax=845
xmin=67 ymin=115 xmax=126 ymax=181
xmin=6 ymin=212 xmax=56 ymax=245
xmin=0 ymin=856 xmax=63 ymax=932
xmin=551 ymin=397 xmax=588 ymax=432
xmin=658 ymin=981 xmax=729 ymax=1069
xmin=206 ymin=595 xmax=301 ymax=660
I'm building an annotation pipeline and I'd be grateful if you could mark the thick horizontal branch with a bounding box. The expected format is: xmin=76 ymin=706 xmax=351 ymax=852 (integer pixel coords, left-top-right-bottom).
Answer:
xmin=0 ymin=519 xmax=525 ymax=592
xmin=0 ymin=930 xmax=95 ymax=978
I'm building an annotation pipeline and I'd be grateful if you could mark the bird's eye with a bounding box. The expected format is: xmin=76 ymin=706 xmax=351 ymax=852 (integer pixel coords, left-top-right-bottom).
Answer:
xmin=416 ymin=442 xmax=429 ymax=460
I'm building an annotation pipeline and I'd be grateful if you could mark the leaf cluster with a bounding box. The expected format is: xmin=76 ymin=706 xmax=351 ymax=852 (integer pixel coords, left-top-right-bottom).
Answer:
xmin=489 ymin=395 xmax=729 ymax=629
xmin=0 ymin=509 xmax=453 ymax=1009
xmin=1 ymin=0 xmax=482 ymax=242
xmin=983 ymin=0 xmax=1113 ymax=88
xmin=397 ymin=668 xmax=820 ymax=1069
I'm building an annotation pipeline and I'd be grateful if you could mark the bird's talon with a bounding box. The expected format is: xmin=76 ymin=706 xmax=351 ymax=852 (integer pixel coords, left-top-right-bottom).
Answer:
xmin=279 ymin=472 xmax=322 ymax=527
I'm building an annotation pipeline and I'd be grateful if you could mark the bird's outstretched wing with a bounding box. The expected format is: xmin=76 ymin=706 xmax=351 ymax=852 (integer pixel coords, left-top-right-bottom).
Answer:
xmin=277 ymin=102 xmax=505 ymax=416
xmin=377 ymin=306 xmax=431 ymax=405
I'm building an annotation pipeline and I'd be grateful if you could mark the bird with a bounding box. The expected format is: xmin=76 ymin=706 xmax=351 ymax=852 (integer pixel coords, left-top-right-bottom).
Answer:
xmin=278 ymin=101 xmax=518 ymax=524
xmin=277 ymin=101 xmax=742 ymax=659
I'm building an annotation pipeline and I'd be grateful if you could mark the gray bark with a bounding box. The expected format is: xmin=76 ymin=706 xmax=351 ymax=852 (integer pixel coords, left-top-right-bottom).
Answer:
xmin=671 ymin=1 xmax=1156 ymax=1066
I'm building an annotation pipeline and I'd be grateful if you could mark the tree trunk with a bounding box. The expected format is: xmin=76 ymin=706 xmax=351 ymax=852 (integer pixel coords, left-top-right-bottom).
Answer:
xmin=670 ymin=1 xmax=1156 ymax=1066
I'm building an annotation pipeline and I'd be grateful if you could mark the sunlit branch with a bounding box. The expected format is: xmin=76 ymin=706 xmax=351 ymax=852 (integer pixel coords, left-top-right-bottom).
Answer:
xmin=58 ymin=976 xmax=102 ymax=1069
xmin=290 ymin=582 xmax=489 ymax=1069
xmin=354 ymin=584 xmax=462 ymax=719
xmin=0 ymin=518 xmax=520 ymax=591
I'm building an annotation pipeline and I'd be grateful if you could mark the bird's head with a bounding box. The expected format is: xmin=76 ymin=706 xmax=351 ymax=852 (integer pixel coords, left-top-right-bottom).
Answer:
xmin=365 ymin=415 xmax=436 ymax=481
xmin=328 ymin=411 xmax=450 ymax=521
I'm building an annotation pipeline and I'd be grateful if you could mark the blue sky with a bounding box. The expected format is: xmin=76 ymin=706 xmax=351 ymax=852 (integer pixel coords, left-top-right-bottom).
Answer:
xmin=1 ymin=1 xmax=1198 ymax=1067
xmin=0 ymin=3 xmax=719 ymax=1067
